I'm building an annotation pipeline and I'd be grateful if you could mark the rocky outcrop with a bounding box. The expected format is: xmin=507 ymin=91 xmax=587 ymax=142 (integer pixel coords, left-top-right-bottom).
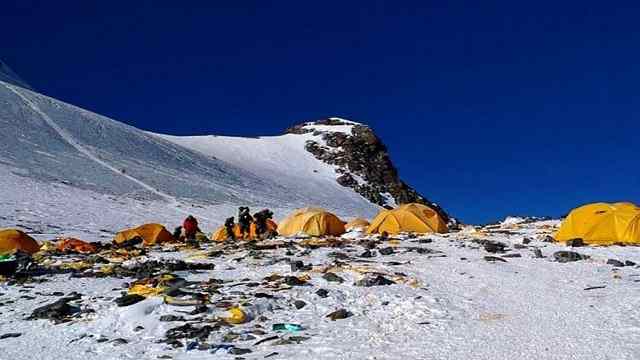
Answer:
xmin=287 ymin=118 xmax=451 ymax=223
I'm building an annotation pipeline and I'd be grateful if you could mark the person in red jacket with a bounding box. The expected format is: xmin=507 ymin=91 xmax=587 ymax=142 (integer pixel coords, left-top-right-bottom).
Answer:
xmin=182 ymin=215 xmax=199 ymax=240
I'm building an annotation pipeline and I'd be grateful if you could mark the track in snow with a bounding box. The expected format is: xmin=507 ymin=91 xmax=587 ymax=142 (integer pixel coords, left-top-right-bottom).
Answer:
xmin=2 ymin=82 xmax=211 ymax=221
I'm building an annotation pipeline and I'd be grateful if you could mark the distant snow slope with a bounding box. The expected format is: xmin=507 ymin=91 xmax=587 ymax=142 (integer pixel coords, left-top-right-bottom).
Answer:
xmin=0 ymin=77 xmax=379 ymax=237
xmin=154 ymin=122 xmax=378 ymax=218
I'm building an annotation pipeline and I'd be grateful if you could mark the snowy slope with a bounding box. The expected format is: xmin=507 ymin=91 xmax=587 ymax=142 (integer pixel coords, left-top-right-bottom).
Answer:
xmin=154 ymin=121 xmax=379 ymax=219
xmin=0 ymin=78 xmax=380 ymax=236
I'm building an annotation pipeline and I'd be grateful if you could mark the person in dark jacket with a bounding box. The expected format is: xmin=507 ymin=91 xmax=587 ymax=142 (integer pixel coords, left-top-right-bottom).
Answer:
xmin=237 ymin=207 xmax=252 ymax=239
xmin=224 ymin=217 xmax=236 ymax=240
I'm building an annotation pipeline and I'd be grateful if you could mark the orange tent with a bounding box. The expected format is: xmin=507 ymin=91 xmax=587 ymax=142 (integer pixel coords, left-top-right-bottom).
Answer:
xmin=113 ymin=223 xmax=174 ymax=246
xmin=0 ymin=229 xmax=41 ymax=255
xmin=56 ymin=238 xmax=98 ymax=254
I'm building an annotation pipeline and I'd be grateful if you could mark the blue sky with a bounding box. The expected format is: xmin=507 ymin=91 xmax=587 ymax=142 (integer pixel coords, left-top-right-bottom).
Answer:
xmin=3 ymin=1 xmax=640 ymax=223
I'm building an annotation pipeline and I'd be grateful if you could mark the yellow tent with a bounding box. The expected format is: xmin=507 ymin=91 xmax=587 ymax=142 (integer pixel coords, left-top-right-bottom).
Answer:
xmin=0 ymin=229 xmax=41 ymax=255
xmin=113 ymin=223 xmax=174 ymax=246
xmin=367 ymin=203 xmax=448 ymax=235
xmin=277 ymin=208 xmax=345 ymax=237
xmin=555 ymin=202 xmax=640 ymax=245
xmin=345 ymin=218 xmax=370 ymax=231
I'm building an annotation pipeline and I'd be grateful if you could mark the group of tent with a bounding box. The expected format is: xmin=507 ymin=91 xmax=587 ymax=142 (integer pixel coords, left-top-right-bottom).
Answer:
xmin=3 ymin=201 xmax=640 ymax=256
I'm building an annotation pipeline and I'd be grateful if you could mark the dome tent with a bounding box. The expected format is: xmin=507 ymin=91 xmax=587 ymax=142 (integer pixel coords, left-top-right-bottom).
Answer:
xmin=277 ymin=208 xmax=345 ymax=237
xmin=0 ymin=229 xmax=41 ymax=255
xmin=114 ymin=223 xmax=174 ymax=246
xmin=555 ymin=202 xmax=640 ymax=245
xmin=367 ymin=203 xmax=448 ymax=235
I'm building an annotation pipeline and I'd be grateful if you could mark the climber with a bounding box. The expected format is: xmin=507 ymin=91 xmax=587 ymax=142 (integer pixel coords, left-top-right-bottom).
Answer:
xmin=224 ymin=217 xmax=236 ymax=240
xmin=253 ymin=209 xmax=277 ymax=239
xmin=237 ymin=207 xmax=253 ymax=239
xmin=181 ymin=215 xmax=200 ymax=241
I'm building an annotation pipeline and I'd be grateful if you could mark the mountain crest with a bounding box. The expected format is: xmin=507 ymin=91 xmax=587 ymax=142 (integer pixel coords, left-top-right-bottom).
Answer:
xmin=287 ymin=117 xmax=450 ymax=222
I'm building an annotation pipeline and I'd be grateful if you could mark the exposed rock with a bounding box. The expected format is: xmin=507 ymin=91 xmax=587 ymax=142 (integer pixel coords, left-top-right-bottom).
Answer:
xmin=322 ymin=272 xmax=344 ymax=283
xmin=289 ymin=119 xmax=451 ymax=223
xmin=606 ymin=259 xmax=625 ymax=267
xmin=553 ymin=251 xmax=589 ymax=263
xmin=484 ymin=256 xmax=507 ymax=263
xmin=293 ymin=300 xmax=306 ymax=309
xmin=483 ymin=241 xmax=507 ymax=253
xmin=532 ymin=248 xmax=544 ymax=258
xmin=29 ymin=295 xmax=81 ymax=323
xmin=316 ymin=289 xmax=329 ymax=298
xmin=378 ymin=247 xmax=395 ymax=256
xmin=0 ymin=333 xmax=21 ymax=340
xmin=625 ymin=260 xmax=636 ymax=266
xmin=354 ymin=274 xmax=395 ymax=286
xmin=114 ymin=294 xmax=145 ymax=307
xmin=566 ymin=238 xmax=585 ymax=247
xmin=326 ymin=308 xmax=352 ymax=321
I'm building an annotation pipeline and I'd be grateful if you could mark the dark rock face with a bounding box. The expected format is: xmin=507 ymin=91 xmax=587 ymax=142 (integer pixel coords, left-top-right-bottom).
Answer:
xmin=287 ymin=118 xmax=450 ymax=223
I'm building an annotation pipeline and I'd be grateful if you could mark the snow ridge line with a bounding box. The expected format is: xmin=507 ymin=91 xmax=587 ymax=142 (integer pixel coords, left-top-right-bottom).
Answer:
xmin=3 ymin=81 xmax=212 ymax=222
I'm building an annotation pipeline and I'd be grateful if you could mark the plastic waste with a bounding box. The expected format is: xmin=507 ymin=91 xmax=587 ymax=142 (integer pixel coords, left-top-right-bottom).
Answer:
xmin=272 ymin=323 xmax=303 ymax=332
xmin=210 ymin=344 xmax=235 ymax=354
xmin=225 ymin=306 xmax=248 ymax=324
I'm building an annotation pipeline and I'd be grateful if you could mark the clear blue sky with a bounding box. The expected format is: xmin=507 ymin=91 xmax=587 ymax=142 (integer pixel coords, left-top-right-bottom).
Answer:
xmin=3 ymin=1 xmax=640 ymax=224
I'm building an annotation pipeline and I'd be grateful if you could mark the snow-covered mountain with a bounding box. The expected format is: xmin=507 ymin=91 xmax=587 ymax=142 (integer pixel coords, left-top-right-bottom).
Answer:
xmin=0 ymin=62 xmax=447 ymax=237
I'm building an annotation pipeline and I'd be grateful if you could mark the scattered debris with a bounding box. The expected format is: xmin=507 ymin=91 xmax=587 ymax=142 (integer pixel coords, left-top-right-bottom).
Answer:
xmin=354 ymin=274 xmax=395 ymax=286
xmin=553 ymin=251 xmax=589 ymax=263
xmin=607 ymin=259 xmax=625 ymax=267
xmin=326 ymin=309 xmax=352 ymax=321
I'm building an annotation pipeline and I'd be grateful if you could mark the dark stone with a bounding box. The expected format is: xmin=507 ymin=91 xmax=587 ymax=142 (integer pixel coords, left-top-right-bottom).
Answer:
xmin=165 ymin=324 xmax=215 ymax=342
xmin=326 ymin=308 xmax=352 ymax=321
xmin=229 ymin=348 xmax=252 ymax=355
xmin=290 ymin=260 xmax=307 ymax=272
xmin=316 ymin=289 xmax=329 ymax=298
xmin=513 ymin=244 xmax=526 ymax=249
xmin=566 ymin=238 xmax=585 ymax=247
xmin=160 ymin=315 xmax=186 ymax=322
xmin=502 ymin=253 xmax=522 ymax=258
xmin=484 ymin=256 xmax=507 ymax=263
xmin=0 ymin=333 xmax=21 ymax=339
xmin=284 ymin=276 xmax=306 ymax=286
xmin=378 ymin=247 xmax=394 ymax=256
xmin=322 ymin=272 xmax=344 ymax=283
xmin=607 ymin=259 xmax=625 ymax=267
xmin=359 ymin=249 xmax=375 ymax=258
xmin=190 ymin=305 xmax=209 ymax=315
xmin=522 ymin=237 xmax=532 ymax=245
xmin=533 ymin=248 xmax=544 ymax=258
xmin=625 ymin=260 xmax=636 ymax=266
xmin=293 ymin=300 xmax=306 ymax=309
xmin=483 ymin=242 xmax=507 ymax=253
xmin=553 ymin=251 xmax=589 ymax=263
xmin=114 ymin=294 xmax=145 ymax=307
xmin=354 ymin=275 xmax=395 ymax=287
xmin=29 ymin=296 xmax=80 ymax=322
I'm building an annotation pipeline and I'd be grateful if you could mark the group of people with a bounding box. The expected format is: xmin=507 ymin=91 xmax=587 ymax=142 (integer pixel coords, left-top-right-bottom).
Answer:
xmin=174 ymin=207 xmax=277 ymax=242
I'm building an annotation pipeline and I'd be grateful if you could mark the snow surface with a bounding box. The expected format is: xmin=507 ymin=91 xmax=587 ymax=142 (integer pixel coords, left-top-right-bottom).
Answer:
xmin=1 ymin=221 xmax=640 ymax=359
